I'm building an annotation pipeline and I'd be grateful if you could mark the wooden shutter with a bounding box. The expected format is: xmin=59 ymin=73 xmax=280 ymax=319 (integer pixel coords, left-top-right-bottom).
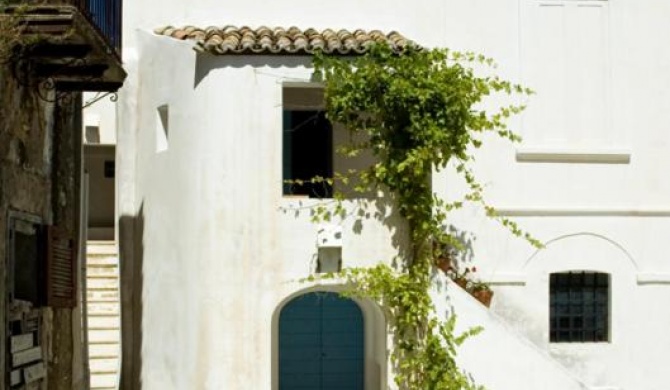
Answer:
xmin=45 ymin=227 xmax=77 ymax=308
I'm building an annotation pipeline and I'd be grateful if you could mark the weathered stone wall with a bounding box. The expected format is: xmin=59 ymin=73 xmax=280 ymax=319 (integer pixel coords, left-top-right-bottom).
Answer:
xmin=0 ymin=60 xmax=52 ymax=390
xmin=49 ymin=89 xmax=83 ymax=390
xmin=0 ymin=61 xmax=83 ymax=390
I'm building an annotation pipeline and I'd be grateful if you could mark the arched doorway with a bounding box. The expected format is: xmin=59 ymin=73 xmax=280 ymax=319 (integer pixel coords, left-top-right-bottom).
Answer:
xmin=278 ymin=292 xmax=364 ymax=390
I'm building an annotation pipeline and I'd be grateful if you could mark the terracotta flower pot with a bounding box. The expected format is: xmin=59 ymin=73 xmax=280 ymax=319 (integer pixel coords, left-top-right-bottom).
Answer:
xmin=454 ymin=278 xmax=468 ymax=290
xmin=435 ymin=257 xmax=452 ymax=274
xmin=472 ymin=289 xmax=494 ymax=308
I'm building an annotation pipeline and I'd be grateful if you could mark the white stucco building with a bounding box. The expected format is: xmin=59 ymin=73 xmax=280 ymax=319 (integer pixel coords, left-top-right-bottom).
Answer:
xmin=83 ymin=0 xmax=670 ymax=388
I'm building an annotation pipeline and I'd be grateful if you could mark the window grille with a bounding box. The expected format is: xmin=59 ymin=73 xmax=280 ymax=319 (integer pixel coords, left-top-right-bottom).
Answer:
xmin=550 ymin=271 xmax=609 ymax=342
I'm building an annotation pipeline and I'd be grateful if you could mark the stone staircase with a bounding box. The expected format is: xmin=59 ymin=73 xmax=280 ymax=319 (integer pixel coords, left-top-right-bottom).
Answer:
xmin=86 ymin=241 xmax=121 ymax=390
xmin=436 ymin=277 xmax=590 ymax=390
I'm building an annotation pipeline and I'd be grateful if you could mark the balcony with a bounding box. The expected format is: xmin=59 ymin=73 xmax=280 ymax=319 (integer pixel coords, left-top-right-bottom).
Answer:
xmin=1 ymin=0 xmax=126 ymax=92
xmin=73 ymin=0 xmax=122 ymax=55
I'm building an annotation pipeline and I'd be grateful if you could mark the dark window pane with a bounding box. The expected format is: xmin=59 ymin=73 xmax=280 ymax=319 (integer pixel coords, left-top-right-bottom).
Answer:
xmin=583 ymin=291 xmax=594 ymax=304
xmin=584 ymin=273 xmax=595 ymax=286
xmin=584 ymin=316 xmax=596 ymax=328
xmin=571 ymin=331 xmax=582 ymax=342
xmin=104 ymin=160 xmax=115 ymax=178
xmin=596 ymin=288 xmax=608 ymax=302
xmin=570 ymin=273 xmax=583 ymax=286
xmin=549 ymin=271 xmax=609 ymax=343
xmin=14 ymin=231 xmax=40 ymax=303
xmin=596 ymin=273 xmax=609 ymax=287
xmin=283 ymin=110 xmax=333 ymax=198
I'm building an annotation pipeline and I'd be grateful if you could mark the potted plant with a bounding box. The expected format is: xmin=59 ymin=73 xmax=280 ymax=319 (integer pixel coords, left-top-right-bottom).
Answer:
xmin=448 ymin=266 xmax=473 ymax=290
xmin=469 ymin=280 xmax=494 ymax=308
xmin=436 ymin=257 xmax=452 ymax=274
xmin=433 ymin=240 xmax=453 ymax=274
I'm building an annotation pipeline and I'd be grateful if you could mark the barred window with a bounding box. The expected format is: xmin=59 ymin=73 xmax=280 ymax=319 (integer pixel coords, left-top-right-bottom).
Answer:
xmin=550 ymin=271 xmax=609 ymax=343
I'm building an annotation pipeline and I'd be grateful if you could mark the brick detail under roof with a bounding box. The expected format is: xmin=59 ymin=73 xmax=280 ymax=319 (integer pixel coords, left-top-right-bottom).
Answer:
xmin=154 ymin=25 xmax=414 ymax=55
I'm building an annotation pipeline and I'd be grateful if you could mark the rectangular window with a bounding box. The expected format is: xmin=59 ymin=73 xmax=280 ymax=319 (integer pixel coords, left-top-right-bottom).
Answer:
xmin=550 ymin=271 xmax=609 ymax=342
xmin=7 ymin=215 xmax=76 ymax=308
xmin=282 ymin=87 xmax=333 ymax=198
xmin=8 ymin=215 xmax=46 ymax=306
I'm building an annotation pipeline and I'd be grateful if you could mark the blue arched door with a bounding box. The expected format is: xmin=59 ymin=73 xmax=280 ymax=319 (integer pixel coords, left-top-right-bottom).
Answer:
xmin=279 ymin=292 xmax=364 ymax=390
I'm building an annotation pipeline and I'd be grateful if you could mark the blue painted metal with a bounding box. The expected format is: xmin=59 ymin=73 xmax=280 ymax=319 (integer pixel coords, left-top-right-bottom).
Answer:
xmin=279 ymin=292 xmax=364 ymax=390
xmin=72 ymin=0 xmax=122 ymax=55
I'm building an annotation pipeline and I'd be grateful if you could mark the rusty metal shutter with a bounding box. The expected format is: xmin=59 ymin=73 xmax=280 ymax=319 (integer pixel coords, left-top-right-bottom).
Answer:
xmin=46 ymin=227 xmax=77 ymax=308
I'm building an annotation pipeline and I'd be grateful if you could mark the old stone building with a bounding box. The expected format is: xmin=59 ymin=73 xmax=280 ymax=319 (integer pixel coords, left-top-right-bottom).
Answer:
xmin=0 ymin=2 xmax=124 ymax=389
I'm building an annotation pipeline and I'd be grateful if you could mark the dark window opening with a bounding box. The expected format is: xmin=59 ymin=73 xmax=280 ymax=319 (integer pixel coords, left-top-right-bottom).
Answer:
xmin=9 ymin=219 xmax=46 ymax=306
xmin=9 ymin=320 xmax=22 ymax=335
xmin=550 ymin=271 xmax=609 ymax=343
xmin=104 ymin=160 xmax=115 ymax=178
xmin=283 ymin=110 xmax=333 ymax=198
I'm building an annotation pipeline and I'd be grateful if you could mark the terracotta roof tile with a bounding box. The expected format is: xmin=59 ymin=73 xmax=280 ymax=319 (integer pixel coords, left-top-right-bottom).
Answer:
xmin=154 ymin=25 xmax=415 ymax=55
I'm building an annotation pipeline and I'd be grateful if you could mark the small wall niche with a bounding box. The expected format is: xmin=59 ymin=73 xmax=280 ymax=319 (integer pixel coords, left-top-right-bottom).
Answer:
xmin=85 ymin=126 xmax=100 ymax=144
xmin=317 ymin=247 xmax=342 ymax=273
xmin=156 ymin=104 xmax=169 ymax=153
xmin=316 ymin=224 xmax=342 ymax=273
xmin=84 ymin=112 xmax=101 ymax=144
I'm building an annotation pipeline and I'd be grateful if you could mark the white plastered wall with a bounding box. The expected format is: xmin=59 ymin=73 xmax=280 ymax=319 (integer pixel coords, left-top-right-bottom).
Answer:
xmin=123 ymin=32 xmax=409 ymax=389
xmin=115 ymin=0 xmax=670 ymax=388
xmin=83 ymin=93 xmax=117 ymax=145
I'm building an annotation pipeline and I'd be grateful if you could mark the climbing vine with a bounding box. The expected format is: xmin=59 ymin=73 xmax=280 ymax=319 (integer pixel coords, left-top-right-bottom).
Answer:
xmin=299 ymin=43 xmax=539 ymax=389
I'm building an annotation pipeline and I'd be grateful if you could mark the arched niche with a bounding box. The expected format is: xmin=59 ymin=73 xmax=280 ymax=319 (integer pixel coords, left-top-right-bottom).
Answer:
xmin=522 ymin=232 xmax=637 ymax=345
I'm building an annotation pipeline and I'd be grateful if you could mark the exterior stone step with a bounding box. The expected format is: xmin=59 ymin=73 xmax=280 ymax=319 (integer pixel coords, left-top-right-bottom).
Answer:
xmin=87 ymin=289 xmax=119 ymax=302
xmin=89 ymin=357 xmax=119 ymax=374
xmin=86 ymin=241 xmax=117 ymax=255
xmin=87 ymin=302 xmax=119 ymax=316
xmin=86 ymin=265 xmax=118 ymax=277
xmin=88 ymin=343 xmax=119 ymax=359
xmin=88 ymin=315 xmax=120 ymax=330
xmin=89 ymin=330 xmax=119 ymax=344
xmin=90 ymin=373 xmax=117 ymax=389
xmin=87 ymin=277 xmax=119 ymax=290
xmin=86 ymin=240 xmax=120 ymax=389
xmin=86 ymin=255 xmax=119 ymax=265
